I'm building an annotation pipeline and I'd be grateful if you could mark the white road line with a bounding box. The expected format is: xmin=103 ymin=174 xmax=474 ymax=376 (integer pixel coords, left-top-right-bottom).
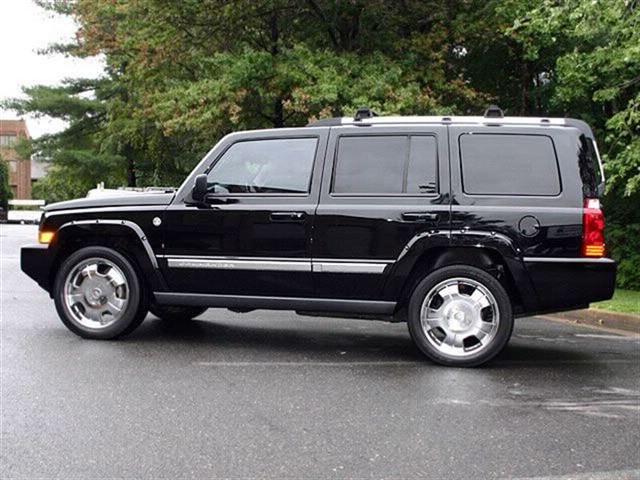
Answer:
xmin=575 ymin=333 xmax=640 ymax=340
xmin=510 ymin=468 xmax=640 ymax=480
xmin=193 ymin=359 xmax=639 ymax=367
xmin=194 ymin=361 xmax=424 ymax=367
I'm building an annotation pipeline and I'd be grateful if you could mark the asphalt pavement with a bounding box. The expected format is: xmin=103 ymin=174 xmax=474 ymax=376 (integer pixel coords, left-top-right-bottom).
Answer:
xmin=1 ymin=224 xmax=639 ymax=479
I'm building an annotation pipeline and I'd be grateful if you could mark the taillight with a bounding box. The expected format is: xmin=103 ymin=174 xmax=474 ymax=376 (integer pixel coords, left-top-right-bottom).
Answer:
xmin=582 ymin=198 xmax=605 ymax=257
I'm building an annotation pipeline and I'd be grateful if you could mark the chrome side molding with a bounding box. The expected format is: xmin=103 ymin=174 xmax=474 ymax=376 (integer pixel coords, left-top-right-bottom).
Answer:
xmin=523 ymin=257 xmax=615 ymax=264
xmin=166 ymin=257 xmax=311 ymax=272
xmin=158 ymin=255 xmax=394 ymax=274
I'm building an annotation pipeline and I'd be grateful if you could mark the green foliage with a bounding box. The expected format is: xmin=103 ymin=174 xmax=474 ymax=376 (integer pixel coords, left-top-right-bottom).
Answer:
xmin=607 ymin=222 xmax=640 ymax=290
xmin=0 ymin=156 xmax=12 ymax=211
xmin=32 ymin=164 xmax=92 ymax=204
xmin=593 ymin=289 xmax=640 ymax=315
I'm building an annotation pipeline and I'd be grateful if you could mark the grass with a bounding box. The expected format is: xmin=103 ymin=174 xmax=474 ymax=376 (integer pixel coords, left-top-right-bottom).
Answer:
xmin=592 ymin=289 xmax=640 ymax=315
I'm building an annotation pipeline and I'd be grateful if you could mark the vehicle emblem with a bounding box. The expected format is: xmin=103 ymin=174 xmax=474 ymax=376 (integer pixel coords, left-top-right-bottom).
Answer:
xmin=153 ymin=217 xmax=162 ymax=227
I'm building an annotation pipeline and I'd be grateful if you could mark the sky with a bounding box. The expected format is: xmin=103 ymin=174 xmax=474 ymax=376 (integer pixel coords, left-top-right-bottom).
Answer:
xmin=0 ymin=0 xmax=105 ymax=138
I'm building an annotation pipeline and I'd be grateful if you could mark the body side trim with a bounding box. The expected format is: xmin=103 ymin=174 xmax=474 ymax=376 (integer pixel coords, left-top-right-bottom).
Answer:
xmin=159 ymin=255 xmax=394 ymax=273
xmin=154 ymin=292 xmax=396 ymax=314
xmin=313 ymin=261 xmax=389 ymax=274
xmin=523 ymin=257 xmax=615 ymax=264
xmin=166 ymin=257 xmax=311 ymax=272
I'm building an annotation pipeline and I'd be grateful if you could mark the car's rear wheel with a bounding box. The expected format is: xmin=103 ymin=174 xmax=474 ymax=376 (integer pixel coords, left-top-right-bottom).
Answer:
xmin=53 ymin=246 xmax=147 ymax=339
xmin=149 ymin=305 xmax=207 ymax=321
xmin=407 ymin=265 xmax=513 ymax=367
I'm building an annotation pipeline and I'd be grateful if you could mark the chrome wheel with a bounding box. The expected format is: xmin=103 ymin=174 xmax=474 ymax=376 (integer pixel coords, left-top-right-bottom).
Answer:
xmin=63 ymin=257 xmax=129 ymax=329
xmin=420 ymin=277 xmax=500 ymax=358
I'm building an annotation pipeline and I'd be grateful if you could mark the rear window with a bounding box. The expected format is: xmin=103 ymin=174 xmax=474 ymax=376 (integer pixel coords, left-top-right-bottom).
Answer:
xmin=578 ymin=134 xmax=603 ymax=198
xmin=459 ymin=134 xmax=561 ymax=196
xmin=332 ymin=135 xmax=438 ymax=194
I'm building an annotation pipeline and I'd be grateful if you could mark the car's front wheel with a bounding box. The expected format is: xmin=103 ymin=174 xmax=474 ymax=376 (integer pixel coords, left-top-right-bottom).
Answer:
xmin=53 ymin=246 xmax=147 ymax=339
xmin=407 ymin=265 xmax=514 ymax=367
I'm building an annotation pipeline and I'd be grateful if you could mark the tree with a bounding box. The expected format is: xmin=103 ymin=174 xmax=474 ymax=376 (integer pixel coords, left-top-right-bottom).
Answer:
xmin=0 ymin=155 xmax=12 ymax=212
xmin=3 ymin=0 xmax=639 ymax=287
xmin=509 ymin=0 xmax=640 ymax=288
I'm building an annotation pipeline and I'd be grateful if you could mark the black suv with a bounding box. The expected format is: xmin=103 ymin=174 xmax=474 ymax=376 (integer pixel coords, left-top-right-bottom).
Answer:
xmin=21 ymin=107 xmax=616 ymax=366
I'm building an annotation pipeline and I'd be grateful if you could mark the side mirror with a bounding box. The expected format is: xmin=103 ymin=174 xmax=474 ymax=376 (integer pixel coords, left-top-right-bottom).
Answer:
xmin=192 ymin=174 xmax=208 ymax=202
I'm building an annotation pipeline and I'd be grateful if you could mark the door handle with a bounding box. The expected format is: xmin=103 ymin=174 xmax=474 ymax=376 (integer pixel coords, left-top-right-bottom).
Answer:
xmin=401 ymin=212 xmax=439 ymax=222
xmin=270 ymin=211 xmax=306 ymax=222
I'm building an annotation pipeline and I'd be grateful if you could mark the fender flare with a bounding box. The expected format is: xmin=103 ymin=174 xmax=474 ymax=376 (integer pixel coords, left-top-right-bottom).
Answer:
xmin=49 ymin=219 xmax=167 ymax=293
xmin=57 ymin=219 xmax=158 ymax=268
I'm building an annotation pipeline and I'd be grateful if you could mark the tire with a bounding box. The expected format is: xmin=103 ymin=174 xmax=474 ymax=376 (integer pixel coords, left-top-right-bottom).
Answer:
xmin=149 ymin=304 xmax=207 ymax=322
xmin=407 ymin=265 xmax=513 ymax=367
xmin=53 ymin=246 xmax=148 ymax=339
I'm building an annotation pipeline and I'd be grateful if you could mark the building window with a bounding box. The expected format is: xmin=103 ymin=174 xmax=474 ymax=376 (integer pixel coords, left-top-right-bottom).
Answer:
xmin=0 ymin=134 xmax=17 ymax=147
xmin=8 ymin=160 xmax=18 ymax=173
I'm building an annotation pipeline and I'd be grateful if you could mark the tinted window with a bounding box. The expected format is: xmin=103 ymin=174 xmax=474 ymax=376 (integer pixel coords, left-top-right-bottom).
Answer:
xmin=333 ymin=135 xmax=438 ymax=194
xmin=578 ymin=134 xmax=603 ymax=197
xmin=208 ymin=138 xmax=317 ymax=194
xmin=459 ymin=134 xmax=560 ymax=196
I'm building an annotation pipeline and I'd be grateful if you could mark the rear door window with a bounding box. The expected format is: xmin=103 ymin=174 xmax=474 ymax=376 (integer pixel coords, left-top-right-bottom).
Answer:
xmin=459 ymin=134 xmax=561 ymax=196
xmin=332 ymin=135 xmax=438 ymax=194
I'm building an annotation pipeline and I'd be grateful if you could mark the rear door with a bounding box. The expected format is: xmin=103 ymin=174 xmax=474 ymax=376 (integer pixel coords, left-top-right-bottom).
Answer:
xmin=312 ymin=125 xmax=450 ymax=301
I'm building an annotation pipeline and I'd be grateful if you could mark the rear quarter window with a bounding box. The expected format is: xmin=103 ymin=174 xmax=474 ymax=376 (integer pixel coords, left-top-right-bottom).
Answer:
xmin=459 ymin=133 xmax=561 ymax=196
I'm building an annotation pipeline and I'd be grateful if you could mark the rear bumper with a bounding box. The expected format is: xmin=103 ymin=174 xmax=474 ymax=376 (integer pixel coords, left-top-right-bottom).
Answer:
xmin=523 ymin=257 xmax=616 ymax=313
xmin=21 ymin=244 xmax=53 ymax=293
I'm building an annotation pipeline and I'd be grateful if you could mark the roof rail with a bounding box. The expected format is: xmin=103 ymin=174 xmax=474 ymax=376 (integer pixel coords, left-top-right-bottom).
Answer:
xmin=354 ymin=107 xmax=378 ymax=121
xmin=306 ymin=117 xmax=342 ymax=127
xmin=484 ymin=104 xmax=504 ymax=118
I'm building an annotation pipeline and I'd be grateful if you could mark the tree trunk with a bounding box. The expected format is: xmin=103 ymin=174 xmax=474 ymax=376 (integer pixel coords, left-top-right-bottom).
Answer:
xmin=521 ymin=61 xmax=531 ymax=115
xmin=270 ymin=11 xmax=284 ymax=128
xmin=273 ymin=97 xmax=284 ymax=128
xmin=124 ymin=144 xmax=136 ymax=187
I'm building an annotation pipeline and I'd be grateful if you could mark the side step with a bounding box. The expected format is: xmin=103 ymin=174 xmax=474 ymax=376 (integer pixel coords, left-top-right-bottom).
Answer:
xmin=154 ymin=292 xmax=396 ymax=315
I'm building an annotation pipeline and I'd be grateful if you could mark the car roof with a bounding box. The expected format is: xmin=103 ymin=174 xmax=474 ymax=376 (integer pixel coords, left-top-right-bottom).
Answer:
xmin=305 ymin=115 xmax=594 ymax=138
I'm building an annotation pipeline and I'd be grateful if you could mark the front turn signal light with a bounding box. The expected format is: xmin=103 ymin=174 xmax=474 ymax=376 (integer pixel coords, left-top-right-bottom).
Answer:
xmin=39 ymin=231 xmax=55 ymax=244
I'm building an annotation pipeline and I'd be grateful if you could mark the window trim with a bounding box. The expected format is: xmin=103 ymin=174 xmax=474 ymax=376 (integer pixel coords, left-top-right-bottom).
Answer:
xmin=203 ymin=135 xmax=320 ymax=197
xmin=458 ymin=132 xmax=563 ymax=198
xmin=329 ymin=133 xmax=440 ymax=198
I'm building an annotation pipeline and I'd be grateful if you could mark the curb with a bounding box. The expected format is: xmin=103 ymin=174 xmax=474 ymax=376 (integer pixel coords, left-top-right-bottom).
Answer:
xmin=548 ymin=308 xmax=640 ymax=334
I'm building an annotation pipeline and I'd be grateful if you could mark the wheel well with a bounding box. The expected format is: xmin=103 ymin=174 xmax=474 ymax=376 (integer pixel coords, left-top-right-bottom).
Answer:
xmin=48 ymin=226 xmax=156 ymax=297
xmin=396 ymin=247 xmax=523 ymax=314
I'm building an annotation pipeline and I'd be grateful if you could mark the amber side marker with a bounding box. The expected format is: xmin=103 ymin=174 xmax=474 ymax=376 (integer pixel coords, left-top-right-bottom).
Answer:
xmin=38 ymin=231 xmax=55 ymax=244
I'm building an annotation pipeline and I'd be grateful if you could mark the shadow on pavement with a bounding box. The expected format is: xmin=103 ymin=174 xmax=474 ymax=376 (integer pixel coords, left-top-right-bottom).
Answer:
xmin=119 ymin=314 xmax=599 ymax=370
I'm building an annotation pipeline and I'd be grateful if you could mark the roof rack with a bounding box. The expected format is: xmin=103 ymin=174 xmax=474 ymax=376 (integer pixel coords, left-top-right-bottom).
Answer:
xmin=306 ymin=107 xmax=379 ymax=127
xmin=306 ymin=117 xmax=343 ymax=127
xmin=354 ymin=107 xmax=378 ymax=121
xmin=484 ymin=104 xmax=504 ymax=118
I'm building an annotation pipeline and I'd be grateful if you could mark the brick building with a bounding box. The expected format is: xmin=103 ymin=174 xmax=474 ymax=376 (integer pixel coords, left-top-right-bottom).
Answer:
xmin=0 ymin=119 xmax=32 ymax=199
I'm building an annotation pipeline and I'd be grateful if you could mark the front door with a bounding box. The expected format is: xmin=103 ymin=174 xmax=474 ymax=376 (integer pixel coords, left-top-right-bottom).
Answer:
xmin=160 ymin=130 xmax=327 ymax=298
